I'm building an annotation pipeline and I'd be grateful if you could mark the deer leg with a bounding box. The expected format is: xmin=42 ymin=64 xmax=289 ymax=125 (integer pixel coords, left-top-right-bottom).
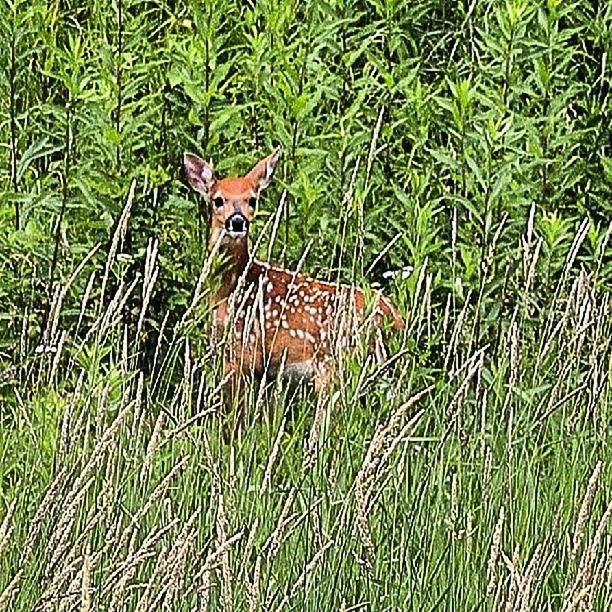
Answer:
xmin=313 ymin=358 xmax=332 ymax=399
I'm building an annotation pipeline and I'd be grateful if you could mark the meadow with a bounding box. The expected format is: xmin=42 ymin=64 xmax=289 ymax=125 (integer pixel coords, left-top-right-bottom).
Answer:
xmin=0 ymin=0 xmax=611 ymax=609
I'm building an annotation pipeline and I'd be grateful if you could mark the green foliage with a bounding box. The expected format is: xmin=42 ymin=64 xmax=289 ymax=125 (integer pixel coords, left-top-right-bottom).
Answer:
xmin=0 ymin=0 xmax=611 ymax=609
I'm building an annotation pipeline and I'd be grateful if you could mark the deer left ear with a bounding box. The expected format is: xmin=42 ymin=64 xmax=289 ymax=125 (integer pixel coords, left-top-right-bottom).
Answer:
xmin=184 ymin=152 xmax=215 ymax=197
xmin=247 ymin=148 xmax=281 ymax=192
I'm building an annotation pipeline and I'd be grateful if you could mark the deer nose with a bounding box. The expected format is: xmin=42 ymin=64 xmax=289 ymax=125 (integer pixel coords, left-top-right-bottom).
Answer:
xmin=225 ymin=214 xmax=248 ymax=234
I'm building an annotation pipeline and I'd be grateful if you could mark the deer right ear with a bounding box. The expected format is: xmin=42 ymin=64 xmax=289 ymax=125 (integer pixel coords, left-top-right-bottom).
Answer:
xmin=184 ymin=152 xmax=215 ymax=197
xmin=247 ymin=148 xmax=281 ymax=193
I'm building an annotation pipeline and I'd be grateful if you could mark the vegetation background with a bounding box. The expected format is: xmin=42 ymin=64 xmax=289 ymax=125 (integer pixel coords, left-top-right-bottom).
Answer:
xmin=0 ymin=0 xmax=611 ymax=609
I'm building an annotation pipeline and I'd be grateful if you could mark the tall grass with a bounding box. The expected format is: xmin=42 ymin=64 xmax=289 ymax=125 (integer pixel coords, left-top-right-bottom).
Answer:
xmin=0 ymin=0 xmax=611 ymax=609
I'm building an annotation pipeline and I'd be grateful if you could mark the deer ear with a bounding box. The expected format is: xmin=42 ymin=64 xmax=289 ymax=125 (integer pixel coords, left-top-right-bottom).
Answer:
xmin=184 ymin=152 xmax=215 ymax=196
xmin=247 ymin=148 xmax=281 ymax=192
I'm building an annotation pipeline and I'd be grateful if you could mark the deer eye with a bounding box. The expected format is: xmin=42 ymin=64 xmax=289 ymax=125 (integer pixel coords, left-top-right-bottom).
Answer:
xmin=248 ymin=196 xmax=257 ymax=209
xmin=213 ymin=196 xmax=224 ymax=209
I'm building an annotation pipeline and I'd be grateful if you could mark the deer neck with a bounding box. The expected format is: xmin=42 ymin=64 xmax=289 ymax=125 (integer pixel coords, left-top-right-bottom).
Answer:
xmin=210 ymin=235 xmax=250 ymax=302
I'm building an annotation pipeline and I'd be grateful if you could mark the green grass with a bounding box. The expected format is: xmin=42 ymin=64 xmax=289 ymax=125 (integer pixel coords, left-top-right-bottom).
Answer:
xmin=1 ymin=0 xmax=611 ymax=609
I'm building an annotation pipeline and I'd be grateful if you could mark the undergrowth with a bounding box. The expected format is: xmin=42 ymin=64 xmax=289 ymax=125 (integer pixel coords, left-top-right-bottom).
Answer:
xmin=0 ymin=0 xmax=611 ymax=609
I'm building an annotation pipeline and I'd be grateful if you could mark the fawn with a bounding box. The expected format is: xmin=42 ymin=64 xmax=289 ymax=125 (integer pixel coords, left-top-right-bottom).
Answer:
xmin=184 ymin=149 xmax=404 ymax=436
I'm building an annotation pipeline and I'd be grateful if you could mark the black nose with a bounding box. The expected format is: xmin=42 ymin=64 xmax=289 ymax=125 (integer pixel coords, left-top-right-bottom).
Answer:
xmin=225 ymin=214 xmax=248 ymax=234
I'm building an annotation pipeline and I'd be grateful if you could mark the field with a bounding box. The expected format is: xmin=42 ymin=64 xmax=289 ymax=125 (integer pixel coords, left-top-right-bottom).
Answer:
xmin=1 ymin=0 xmax=611 ymax=609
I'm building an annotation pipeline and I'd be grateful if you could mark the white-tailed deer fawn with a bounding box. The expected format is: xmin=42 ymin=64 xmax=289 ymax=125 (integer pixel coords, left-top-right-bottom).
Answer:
xmin=184 ymin=149 xmax=404 ymax=437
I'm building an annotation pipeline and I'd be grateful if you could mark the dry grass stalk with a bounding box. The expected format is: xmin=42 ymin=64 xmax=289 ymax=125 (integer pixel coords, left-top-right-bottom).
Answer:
xmin=190 ymin=530 xmax=245 ymax=587
xmin=38 ymin=553 xmax=86 ymax=611
xmin=266 ymin=189 xmax=288 ymax=260
xmin=136 ymin=237 xmax=159 ymax=340
xmin=0 ymin=570 xmax=23 ymax=611
xmin=265 ymin=489 xmax=298 ymax=564
xmin=501 ymin=548 xmax=524 ymax=612
xmin=563 ymin=500 xmax=612 ymax=611
xmin=537 ymin=220 xmax=591 ymax=363
xmin=444 ymin=349 xmax=485 ymax=436
xmin=75 ymin=270 xmax=97 ymax=336
xmin=71 ymin=402 xmax=133 ymax=498
xmin=141 ymin=409 xmax=165 ymax=480
xmin=260 ymin=417 xmax=286 ymax=497
xmin=112 ymin=514 xmax=181 ymax=577
xmin=333 ymin=158 xmax=360 ymax=277
xmin=58 ymin=369 xmax=86 ymax=460
xmin=241 ymin=516 xmax=260 ymax=580
xmin=354 ymin=347 xmax=410 ymax=399
xmin=486 ymin=505 xmax=505 ymax=598
xmin=0 ymin=499 xmax=16 ymax=559
xmin=108 ymin=557 xmax=149 ymax=611
xmin=17 ymin=466 xmax=69 ymax=571
xmin=356 ymin=386 xmax=432 ymax=489
xmin=96 ymin=277 xmax=140 ymax=344
xmin=113 ymin=454 xmax=191 ymax=560
xmin=365 ymin=106 xmax=385 ymax=184
xmin=482 ymin=444 xmax=493 ymax=498
xmin=303 ymin=393 xmax=330 ymax=470
xmin=406 ymin=257 xmax=428 ymax=338
xmin=442 ymin=292 xmax=452 ymax=341
xmin=99 ymin=180 xmax=135 ymax=311
xmin=103 ymin=518 xmax=181 ymax=604
xmin=351 ymin=387 xmax=429 ymax=565
xmin=181 ymin=337 xmax=193 ymax=413
xmin=584 ymin=545 xmax=609 ymax=611
xmin=137 ymin=511 xmax=199 ymax=612
xmin=45 ymin=242 xmax=102 ymax=354
xmin=246 ymin=555 xmax=262 ymax=612
xmin=99 ymin=454 xmax=116 ymax=530
xmin=523 ymin=234 xmax=542 ymax=301
xmin=273 ymin=540 xmax=333 ymax=612
xmin=444 ymin=290 xmax=472 ymax=371
xmin=216 ymin=490 xmax=234 ymax=612
xmin=48 ymin=329 xmax=67 ymax=384
xmin=572 ymin=460 xmax=602 ymax=558
xmin=564 ymin=217 xmax=590 ymax=280
xmin=53 ymin=536 xmax=106 ymax=603
xmin=46 ymin=475 xmax=96 ymax=575
xmin=160 ymin=404 xmax=218 ymax=449
xmin=502 ymin=542 xmax=554 ymax=612
xmin=354 ymin=474 xmax=375 ymax=567
xmin=377 ymin=408 xmax=425 ymax=482
xmin=81 ymin=548 xmax=91 ymax=612
xmin=198 ymin=567 xmax=212 ymax=611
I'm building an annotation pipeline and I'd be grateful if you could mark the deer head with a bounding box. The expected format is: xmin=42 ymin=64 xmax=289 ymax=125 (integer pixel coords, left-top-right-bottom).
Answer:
xmin=183 ymin=149 xmax=281 ymax=253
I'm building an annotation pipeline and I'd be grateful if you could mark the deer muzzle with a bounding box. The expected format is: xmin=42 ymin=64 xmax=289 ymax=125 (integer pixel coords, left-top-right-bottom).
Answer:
xmin=225 ymin=213 xmax=248 ymax=237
